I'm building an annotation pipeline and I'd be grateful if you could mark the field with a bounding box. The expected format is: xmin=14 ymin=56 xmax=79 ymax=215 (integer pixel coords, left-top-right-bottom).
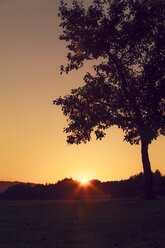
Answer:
xmin=0 ymin=198 xmax=165 ymax=248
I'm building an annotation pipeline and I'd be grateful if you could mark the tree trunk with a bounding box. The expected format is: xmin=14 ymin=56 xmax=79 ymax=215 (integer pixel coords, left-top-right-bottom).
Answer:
xmin=141 ymin=138 xmax=155 ymax=199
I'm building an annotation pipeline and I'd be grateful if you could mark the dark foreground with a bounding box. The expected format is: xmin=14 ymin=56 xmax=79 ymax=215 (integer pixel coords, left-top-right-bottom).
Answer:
xmin=0 ymin=198 xmax=165 ymax=248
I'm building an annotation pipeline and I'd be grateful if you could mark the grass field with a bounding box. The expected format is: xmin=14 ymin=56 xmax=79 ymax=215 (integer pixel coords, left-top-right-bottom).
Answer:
xmin=0 ymin=198 xmax=165 ymax=248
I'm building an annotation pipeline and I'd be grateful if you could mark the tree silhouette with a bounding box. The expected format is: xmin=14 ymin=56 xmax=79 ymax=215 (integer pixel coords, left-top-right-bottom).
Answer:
xmin=54 ymin=0 xmax=165 ymax=199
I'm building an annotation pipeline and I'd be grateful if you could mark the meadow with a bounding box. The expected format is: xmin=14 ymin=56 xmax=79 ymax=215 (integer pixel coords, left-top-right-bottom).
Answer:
xmin=0 ymin=198 xmax=165 ymax=248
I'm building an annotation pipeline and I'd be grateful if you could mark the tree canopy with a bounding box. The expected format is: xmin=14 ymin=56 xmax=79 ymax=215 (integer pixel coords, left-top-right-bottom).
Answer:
xmin=54 ymin=0 xmax=164 ymax=146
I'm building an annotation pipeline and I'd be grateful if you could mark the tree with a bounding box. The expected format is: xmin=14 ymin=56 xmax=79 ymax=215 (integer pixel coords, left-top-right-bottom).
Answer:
xmin=54 ymin=0 xmax=165 ymax=199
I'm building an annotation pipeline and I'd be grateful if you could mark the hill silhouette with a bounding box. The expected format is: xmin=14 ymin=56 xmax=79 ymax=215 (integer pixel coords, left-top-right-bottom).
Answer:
xmin=0 ymin=181 xmax=36 ymax=194
xmin=0 ymin=170 xmax=165 ymax=200
xmin=0 ymin=181 xmax=22 ymax=193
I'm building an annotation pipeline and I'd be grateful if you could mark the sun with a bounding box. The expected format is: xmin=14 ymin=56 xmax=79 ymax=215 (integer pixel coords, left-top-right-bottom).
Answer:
xmin=80 ymin=178 xmax=89 ymax=185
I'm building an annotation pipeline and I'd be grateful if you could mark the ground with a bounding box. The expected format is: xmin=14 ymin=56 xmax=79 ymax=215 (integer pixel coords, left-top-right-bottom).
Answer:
xmin=0 ymin=198 xmax=165 ymax=248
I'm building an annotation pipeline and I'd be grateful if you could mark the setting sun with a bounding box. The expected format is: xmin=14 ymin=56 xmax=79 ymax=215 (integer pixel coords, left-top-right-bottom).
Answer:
xmin=80 ymin=178 xmax=89 ymax=185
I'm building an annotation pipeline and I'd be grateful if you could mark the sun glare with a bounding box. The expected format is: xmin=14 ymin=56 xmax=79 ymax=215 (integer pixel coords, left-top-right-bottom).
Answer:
xmin=80 ymin=178 xmax=88 ymax=185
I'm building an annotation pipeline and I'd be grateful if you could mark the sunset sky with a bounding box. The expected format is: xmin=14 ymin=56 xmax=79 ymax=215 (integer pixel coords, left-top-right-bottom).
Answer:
xmin=0 ymin=0 xmax=164 ymax=184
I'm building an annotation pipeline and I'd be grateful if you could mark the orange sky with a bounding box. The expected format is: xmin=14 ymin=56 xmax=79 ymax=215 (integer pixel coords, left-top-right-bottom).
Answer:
xmin=0 ymin=0 xmax=164 ymax=184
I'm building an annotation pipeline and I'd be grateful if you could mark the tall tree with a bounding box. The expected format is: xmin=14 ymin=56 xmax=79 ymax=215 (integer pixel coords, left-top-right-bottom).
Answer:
xmin=54 ymin=0 xmax=165 ymax=199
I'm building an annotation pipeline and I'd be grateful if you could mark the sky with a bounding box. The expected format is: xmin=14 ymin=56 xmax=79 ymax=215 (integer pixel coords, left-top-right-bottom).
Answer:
xmin=0 ymin=0 xmax=164 ymax=184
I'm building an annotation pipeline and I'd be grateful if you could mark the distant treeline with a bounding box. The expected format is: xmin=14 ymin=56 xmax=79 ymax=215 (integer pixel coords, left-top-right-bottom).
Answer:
xmin=0 ymin=170 xmax=165 ymax=200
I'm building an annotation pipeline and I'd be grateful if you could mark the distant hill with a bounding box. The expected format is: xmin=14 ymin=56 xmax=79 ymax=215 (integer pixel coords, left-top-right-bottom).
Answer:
xmin=0 ymin=181 xmax=36 ymax=193
xmin=0 ymin=181 xmax=19 ymax=193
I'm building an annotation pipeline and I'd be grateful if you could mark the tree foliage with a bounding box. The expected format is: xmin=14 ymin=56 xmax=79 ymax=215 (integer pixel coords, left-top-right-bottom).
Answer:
xmin=54 ymin=0 xmax=165 ymax=147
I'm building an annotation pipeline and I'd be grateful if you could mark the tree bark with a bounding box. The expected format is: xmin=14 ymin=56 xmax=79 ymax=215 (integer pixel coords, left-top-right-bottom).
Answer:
xmin=141 ymin=138 xmax=155 ymax=199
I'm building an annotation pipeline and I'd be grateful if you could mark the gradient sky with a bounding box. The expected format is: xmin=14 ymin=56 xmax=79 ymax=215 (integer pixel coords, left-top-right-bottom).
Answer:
xmin=0 ymin=0 xmax=164 ymax=184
